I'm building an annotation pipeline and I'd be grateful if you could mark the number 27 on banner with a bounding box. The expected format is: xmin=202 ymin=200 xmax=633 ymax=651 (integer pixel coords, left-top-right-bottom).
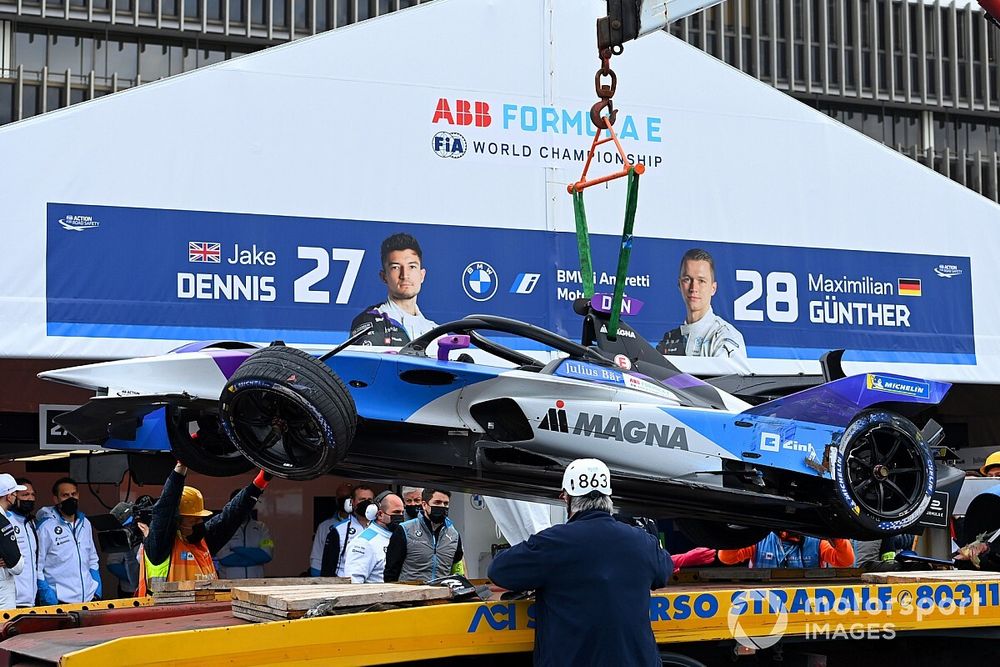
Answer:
xmin=294 ymin=247 xmax=366 ymax=304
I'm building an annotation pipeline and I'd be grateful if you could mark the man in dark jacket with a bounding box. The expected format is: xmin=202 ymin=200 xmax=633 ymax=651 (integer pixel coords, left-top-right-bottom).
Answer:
xmin=488 ymin=458 xmax=671 ymax=667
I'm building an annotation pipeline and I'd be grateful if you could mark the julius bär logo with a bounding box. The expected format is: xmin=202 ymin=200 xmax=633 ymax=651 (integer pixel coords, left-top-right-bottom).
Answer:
xmin=432 ymin=98 xmax=492 ymax=127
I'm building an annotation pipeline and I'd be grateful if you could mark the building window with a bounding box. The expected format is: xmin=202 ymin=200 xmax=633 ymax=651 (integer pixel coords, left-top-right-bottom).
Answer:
xmin=14 ymin=32 xmax=47 ymax=72
xmin=21 ymin=85 xmax=39 ymax=118
xmin=230 ymin=0 xmax=245 ymax=23
xmin=46 ymin=85 xmax=64 ymax=112
xmin=139 ymin=42 xmax=170 ymax=81
xmin=273 ymin=0 xmax=288 ymax=27
xmin=295 ymin=0 xmax=310 ymax=30
xmin=107 ymin=39 xmax=138 ymax=81
xmin=0 ymin=83 xmax=13 ymax=125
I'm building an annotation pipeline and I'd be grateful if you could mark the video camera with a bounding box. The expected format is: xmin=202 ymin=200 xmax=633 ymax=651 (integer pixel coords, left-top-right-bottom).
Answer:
xmin=94 ymin=495 xmax=156 ymax=553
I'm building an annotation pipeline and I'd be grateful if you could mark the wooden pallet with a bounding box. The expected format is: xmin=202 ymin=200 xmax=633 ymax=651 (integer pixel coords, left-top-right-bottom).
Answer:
xmin=861 ymin=570 xmax=1000 ymax=584
xmin=230 ymin=583 xmax=453 ymax=623
xmin=153 ymin=590 xmax=220 ymax=604
xmin=151 ymin=576 xmax=348 ymax=593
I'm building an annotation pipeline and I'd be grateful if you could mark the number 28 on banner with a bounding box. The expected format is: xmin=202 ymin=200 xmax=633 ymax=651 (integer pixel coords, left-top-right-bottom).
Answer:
xmin=733 ymin=270 xmax=913 ymax=329
xmin=734 ymin=270 xmax=798 ymax=323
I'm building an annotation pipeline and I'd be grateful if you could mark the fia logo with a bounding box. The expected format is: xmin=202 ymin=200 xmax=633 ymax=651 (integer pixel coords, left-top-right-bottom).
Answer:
xmin=433 ymin=132 xmax=467 ymax=158
xmin=463 ymin=261 xmax=498 ymax=301
xmin=538 ymin=400 xmax=569 ymax=433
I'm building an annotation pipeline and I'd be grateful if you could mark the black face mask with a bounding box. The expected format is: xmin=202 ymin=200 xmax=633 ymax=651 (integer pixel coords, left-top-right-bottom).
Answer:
xmin=427 ymin=506 xmax=448 ymax=524
xmin=13 ymin=499 xmax=34 ymax=517
xmin=387 ymin=514 xmax=405 ymax=530
xmin=404 ymin=505 xmax=420 ymax=520
xmin=186 ymin=523 xmax=207 ymax=544
xmin=354 ymin=499 xmax=373 ymax=519
xmin=59 ymin=497 xmax=79 ymax=517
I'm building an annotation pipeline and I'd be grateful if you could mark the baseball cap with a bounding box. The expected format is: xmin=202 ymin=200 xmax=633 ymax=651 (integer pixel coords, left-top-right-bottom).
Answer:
xmin=562 ymin=458 xmax=613 ymax=496
xmin=0 ymin=474 xmax=27 ymax=497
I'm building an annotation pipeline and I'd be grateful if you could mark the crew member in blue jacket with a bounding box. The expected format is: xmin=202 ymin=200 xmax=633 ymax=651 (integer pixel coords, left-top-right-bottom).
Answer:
xmin=488 ymin=458 xmax=671 ymax=667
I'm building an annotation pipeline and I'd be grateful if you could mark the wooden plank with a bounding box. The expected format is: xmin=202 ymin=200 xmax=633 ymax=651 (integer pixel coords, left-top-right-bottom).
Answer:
xmin=269 ymin=585 xmax=452 ymax=612
xmin=151 ymin=576 xmax=347 ymax=593
xmin=231 ymin=583 xmax=452 ymax=612
xmin=231 ymin=603 xmax=297 ymax=623
xmin=231 ymin=585 xmax=365 ymax=605
xmin=861 ymin=570 xmax=1000 ymax=584
xmin=232 ymin=600 xmax=303 ymax=619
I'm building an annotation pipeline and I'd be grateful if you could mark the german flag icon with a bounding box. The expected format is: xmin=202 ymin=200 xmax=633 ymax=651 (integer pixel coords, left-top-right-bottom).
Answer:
xmin=898 ymin=278 xmax=922 ymax=296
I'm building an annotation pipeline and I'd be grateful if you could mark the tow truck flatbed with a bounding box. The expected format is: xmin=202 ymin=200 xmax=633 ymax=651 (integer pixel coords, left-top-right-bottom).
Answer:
xmin=1 ymin=571 xmax=998 ymax=666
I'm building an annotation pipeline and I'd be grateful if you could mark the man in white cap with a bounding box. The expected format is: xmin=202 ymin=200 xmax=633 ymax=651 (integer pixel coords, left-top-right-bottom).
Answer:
xmin=0 ymin=474 xmax=26 ymax=609
xmin=488 ymin=458 xmax=671 ymax=667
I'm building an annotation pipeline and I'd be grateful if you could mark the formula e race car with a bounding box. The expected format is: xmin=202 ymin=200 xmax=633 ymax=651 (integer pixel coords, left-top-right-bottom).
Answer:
xmin=40 ymin=297 xmax=960 ymax=547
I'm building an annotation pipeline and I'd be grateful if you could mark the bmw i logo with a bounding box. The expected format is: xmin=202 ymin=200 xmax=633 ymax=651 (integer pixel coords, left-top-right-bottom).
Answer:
xmin=463 ymin=261 xmax=498 ymax=301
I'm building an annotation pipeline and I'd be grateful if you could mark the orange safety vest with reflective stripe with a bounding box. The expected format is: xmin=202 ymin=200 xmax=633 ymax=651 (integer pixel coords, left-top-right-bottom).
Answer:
xmin=136 ymin=533 xmax=217 ymax=596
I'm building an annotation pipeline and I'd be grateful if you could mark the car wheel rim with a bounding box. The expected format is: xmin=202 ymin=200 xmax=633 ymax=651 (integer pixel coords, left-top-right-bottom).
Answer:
xmin=171 ymin=411 xmax=244 ymax=461
xmin=845 ymin=423 xmax=926 ymax=519
xmin=227 ymin=388 xmax=327 ymax=472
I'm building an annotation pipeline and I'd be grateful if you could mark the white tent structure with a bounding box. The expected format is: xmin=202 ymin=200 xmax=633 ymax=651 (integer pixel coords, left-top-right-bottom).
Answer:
xmin=1 ymin=0 xmax=997 ymax=383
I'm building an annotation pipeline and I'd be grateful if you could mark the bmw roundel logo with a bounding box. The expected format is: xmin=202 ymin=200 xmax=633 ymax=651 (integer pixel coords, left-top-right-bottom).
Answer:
xmin=463 ymin=261 xmax=498 ymax=301
xmin=54 ymin=526 xmax=63 ymax=535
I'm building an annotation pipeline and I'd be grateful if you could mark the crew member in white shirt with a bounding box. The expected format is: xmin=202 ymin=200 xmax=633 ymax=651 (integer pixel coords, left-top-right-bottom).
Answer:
xmin=344 ymin=492 xmax=405 ymax=584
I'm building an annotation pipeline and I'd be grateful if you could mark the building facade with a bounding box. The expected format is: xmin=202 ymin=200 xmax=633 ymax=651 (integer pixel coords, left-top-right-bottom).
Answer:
xmin=1 ymin=0 xmax=998 ymax=200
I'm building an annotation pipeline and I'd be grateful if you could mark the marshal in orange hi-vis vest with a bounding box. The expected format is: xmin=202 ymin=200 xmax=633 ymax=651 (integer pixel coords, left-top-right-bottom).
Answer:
xmin=137 ymin=534 xmax=217 ymax=596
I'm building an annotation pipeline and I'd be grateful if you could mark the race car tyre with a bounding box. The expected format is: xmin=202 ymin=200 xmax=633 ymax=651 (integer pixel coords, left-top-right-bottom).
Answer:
xmin=833 ymin=410 xmax=935 ymax=535
xmin=674 ymin=519 xmax=770 ymax=551
xmin=219 ymin=345 xmax=357 ymax=481
xmin=165 ymin=407 xmax=254 ymax=477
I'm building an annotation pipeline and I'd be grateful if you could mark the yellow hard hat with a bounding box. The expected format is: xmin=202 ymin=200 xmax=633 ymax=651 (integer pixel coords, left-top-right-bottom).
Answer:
xmin=980 ymin=451 xmax=1000 ymax=476
xmin=178 ymin=486 xmax=213 ymax=517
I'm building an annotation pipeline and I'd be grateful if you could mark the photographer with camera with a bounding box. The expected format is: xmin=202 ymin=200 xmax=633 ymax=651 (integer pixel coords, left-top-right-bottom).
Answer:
xmin=105 ymin=495 xmax=155 ymax=597
xmin=137 ymin=463 xmax=272 ymax=596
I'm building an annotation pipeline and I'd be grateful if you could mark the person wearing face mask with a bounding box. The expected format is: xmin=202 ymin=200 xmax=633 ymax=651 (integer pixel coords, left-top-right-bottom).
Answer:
xmin=717 ymin=530 xmax=855 ymax=568
xmin=0 ymin=474 xmax=27 ymax=609
xmin=312 ymin=485 xmax=376 ymax=577
xmin=343 ymin=491 xmax=404 ymax=583
xmin=400 ymin=486 xmax=424 ymax=520
xmin=383 ymin=489 xmax=464 ymax=583
xmin=215 ymin=489 xmax=274 ymax=579
xmin=136 ymin=463 xmax=272 ymax=596
xmin=7 ymin=477 xmax=38 ymax=607
xmin=35 ymin=477 xmax=99 ymax=605
xmin=488 ymin=459 xmax=671 ymax=667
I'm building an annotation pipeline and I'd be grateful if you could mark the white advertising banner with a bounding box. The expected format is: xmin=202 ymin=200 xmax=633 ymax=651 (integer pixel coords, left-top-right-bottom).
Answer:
xmin=1 ymin=0 xmax=998 ymax=383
